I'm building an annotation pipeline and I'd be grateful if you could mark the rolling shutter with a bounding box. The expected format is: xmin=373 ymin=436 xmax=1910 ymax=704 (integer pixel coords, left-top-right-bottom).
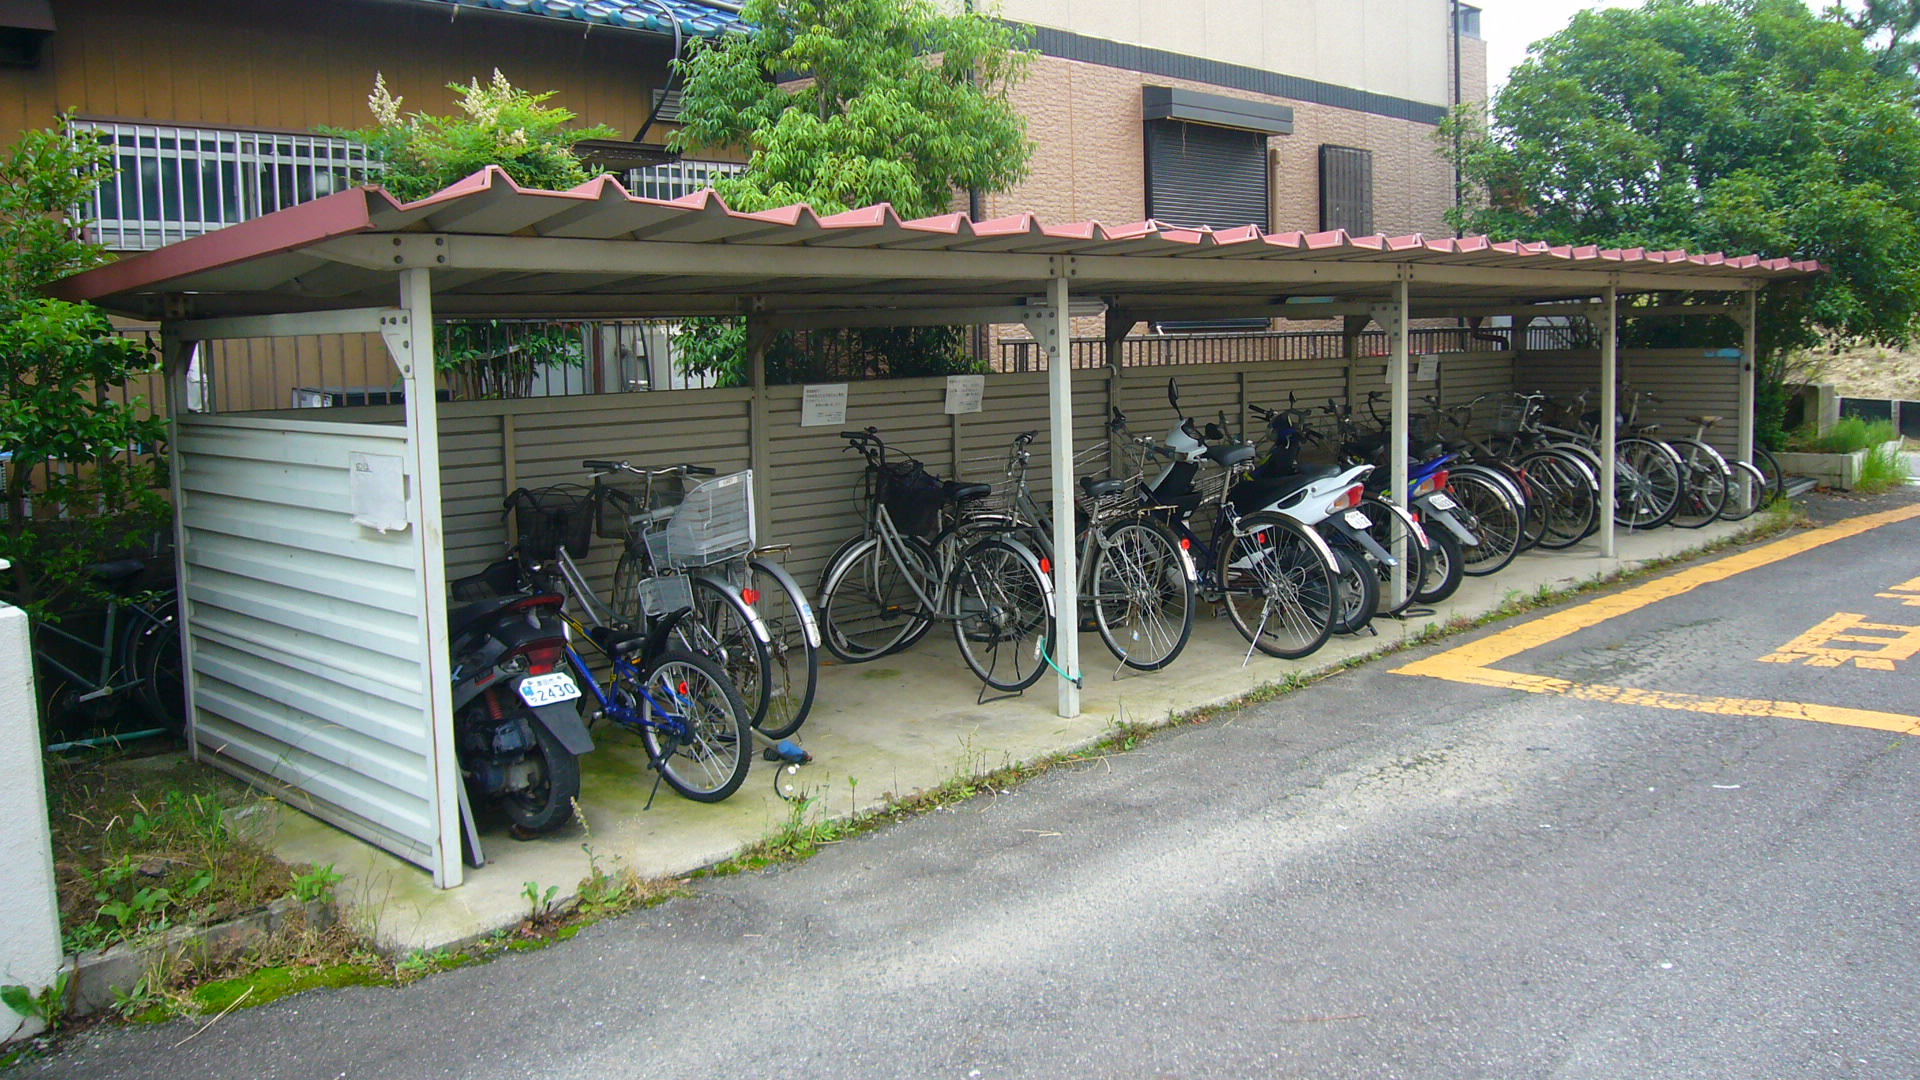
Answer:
xmin=1144 ymin=120 xmax=1270 ymax=232
xmin=1319 ymin=145 xmax=1374 ymax=235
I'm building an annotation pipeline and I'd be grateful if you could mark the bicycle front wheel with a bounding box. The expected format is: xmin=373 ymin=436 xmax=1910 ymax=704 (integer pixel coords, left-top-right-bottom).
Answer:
xmin=1751 ymin=446 xmax=1787 ymax=507
xmin=819 ymin=535 xmax=935 ymax=662
xmin=1216 ymin=513 xmax=1337 ymax=660
xmin=637 ymin=650 xmax=751 ymax=802
xmin=1090 ymin=517 xmax=1195 ymax=671
xmin=673 ymin=576 xmax=773 ymax=732
xmin=1615 ymin=437 xmax=1683 ymax=529
xmin=741 ymin=558 xmax=819 ymax=739
xmin=1518 ymin=450 xmax=1597 ymax=549
xmin=1720 ymin=459 xmax=1769 ymax=522
xmin=125 ymin=596 xmax=186 ymax=735
xmin=950 ymin=537 xmax=1054 ymax=693
xmin=1670 ymin=440 xmax=1728 ymax=529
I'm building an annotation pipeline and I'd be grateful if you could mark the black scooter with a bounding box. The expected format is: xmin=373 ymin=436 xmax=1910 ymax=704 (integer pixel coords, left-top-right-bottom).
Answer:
xmin=447 ymin=585 xmax=594 ymax=837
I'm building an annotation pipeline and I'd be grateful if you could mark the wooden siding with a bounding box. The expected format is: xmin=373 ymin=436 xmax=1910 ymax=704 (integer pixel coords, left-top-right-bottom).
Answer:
xmin=3 ymin=0 xmax=678 ymax=151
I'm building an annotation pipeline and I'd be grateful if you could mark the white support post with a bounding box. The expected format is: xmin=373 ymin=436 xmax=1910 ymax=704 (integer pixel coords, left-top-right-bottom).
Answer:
xmin=1042 ymin=275 xmax=1080 ymax=718
xmin=390 ymin=268 xmax=463 ymax=889
xmin=1598 ymin=285 xmax=1619 ymax=559
xmin=1738 ymin=288 xmax=1758 ymax=470
xmin=1372 ymin=283 xmax=1411 ymax=602
xmin=160 ymin=333 xmax=202 ymax=761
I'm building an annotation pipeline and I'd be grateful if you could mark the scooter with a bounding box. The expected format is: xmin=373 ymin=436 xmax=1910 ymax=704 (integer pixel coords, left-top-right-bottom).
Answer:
xmin=446 ymin=587 xmax=594 ymax=839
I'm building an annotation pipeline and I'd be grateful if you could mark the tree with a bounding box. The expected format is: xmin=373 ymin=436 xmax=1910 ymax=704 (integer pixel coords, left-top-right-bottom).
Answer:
xmin=1836 ymin=0 xmax=1920 ymax=83
xmin=0 ymin=122 xmax=170 ymax=616
xmin=666 ymin=0 xmax=1035 ymax=385
xmin=330 ymin=73 xmax=615 ymax=397
xmin=1444 ymin=0 xmax=1920 ymax=446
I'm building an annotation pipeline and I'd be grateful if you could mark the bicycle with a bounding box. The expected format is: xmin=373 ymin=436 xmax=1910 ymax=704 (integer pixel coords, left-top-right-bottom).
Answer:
xmin=33 ymin=558 xmax=184 ymax=739
xmin=500 ymin=474 xmax=776 ymax=737
xmin=975 ymin=426 xmax=1197 ymax=673
xmin=589 ymin=461 xmax=819 ymax=740
xmin=1550 ymin=388 xmax=1685 ymax=530
xmin=817 ymin=428 xmax=1057 ymax=696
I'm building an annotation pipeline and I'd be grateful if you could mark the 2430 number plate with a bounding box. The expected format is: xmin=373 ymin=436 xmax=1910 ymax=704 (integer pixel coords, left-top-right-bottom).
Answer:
xmin=516 ymin=672 xmax=580 ymax=708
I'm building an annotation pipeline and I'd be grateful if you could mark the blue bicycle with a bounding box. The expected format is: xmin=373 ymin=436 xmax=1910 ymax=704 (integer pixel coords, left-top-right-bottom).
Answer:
xmin=568 ymin=623 xmax=752 ymax=803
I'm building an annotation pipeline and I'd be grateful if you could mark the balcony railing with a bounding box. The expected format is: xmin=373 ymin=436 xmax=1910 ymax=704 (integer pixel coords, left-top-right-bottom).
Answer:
xmin=71 ymin=118 xmax=747 ymax=251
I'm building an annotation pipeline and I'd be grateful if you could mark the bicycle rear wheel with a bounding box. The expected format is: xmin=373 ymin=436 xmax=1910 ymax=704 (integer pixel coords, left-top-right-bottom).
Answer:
xmin=1216 ymin=513 xmax=1337 ymax=660
xmin=819 ymin=535 xmax=935 ymax=662
xmin=950 ymin=537 xmax=1053 ymax=693
xmin=1670 ymin=440 xmax=1728 ymax=529
xmin=1751 ymin=446 xmax=1787 ymax=506
xmin=673 ymin=576 xmax=773 ymax=732
xmin=636 ymin=650 xmax=751 ymax=802
xmin=126 ymin=597 xmax=185 ymax=735
xmin=1615 ymin=437 xmax=1683 ymax=529
xmin=741 ymin=558 xmax=819 ymax=739
xmin=1090 ymin=517 xmax=1195 ymax=671
xmin=1449 ymin=472 xmax=1522 ymax=576
xmin=1518 ymin=450 xmax=1597 ymax=549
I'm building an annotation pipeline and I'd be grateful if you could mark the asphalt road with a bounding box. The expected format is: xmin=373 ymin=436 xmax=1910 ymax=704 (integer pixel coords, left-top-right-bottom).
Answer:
xmin=29 ymin=490 xmax=1920 ymax=1079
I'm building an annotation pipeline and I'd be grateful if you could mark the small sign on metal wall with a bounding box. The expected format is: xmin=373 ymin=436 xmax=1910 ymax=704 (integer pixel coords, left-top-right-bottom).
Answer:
xmin=349 ymin=452 xmax=409 ymax=533
xmin=944 ymin=374 xmax=985 ymax=415
xmin=800 ymin=383 xmax=848 ymax=427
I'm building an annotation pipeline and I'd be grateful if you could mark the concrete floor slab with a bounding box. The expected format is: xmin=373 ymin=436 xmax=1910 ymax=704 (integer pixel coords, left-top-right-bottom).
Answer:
xmin=252 ymin=519 xmax=1762 ymax=953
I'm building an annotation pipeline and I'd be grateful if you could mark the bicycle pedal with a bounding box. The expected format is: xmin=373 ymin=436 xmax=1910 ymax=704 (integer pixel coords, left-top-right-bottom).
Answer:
xmin=1076 ymin=617 xmax=1100 ymax=633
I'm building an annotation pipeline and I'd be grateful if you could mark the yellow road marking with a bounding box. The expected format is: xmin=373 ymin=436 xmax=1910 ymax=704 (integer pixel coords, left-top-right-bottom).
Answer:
xmin=1394 ymin=502 xmax=1920 ymax=733
xmin=1876 ymin=574 xmax=1920 ymax=606
xmin=1758 ymin=612 xmax=1920 ymax=671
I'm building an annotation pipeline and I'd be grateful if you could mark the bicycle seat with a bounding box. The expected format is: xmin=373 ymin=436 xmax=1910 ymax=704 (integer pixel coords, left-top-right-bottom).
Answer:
xmin=87 ymin=558 xmax=146 ymax=585
xmin=1081 ymin=476 xmax=1129 ymax=500
xmin=1685 ymin=415 xmax=1722 ymax=427
xmin=1631 ymin=423 xmax=1661 ymax=434
xmin=943 ymin=481 xmax=992 ymax=503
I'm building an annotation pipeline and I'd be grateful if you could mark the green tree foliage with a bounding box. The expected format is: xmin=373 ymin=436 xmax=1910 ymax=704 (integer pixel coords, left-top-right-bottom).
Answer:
xmin=332 ymin=70 xmax=619 ymax=203
xmin=667 ymin=0 xmax=1033 ymax=385
xmin=1444 ymin=0 xmax=1920 ymax=446
xmin=330 ymin=73 xmax=614 ymax=397
xmin=0 ymin=122 xmax=170 ymax=615
xmin=1836 ymin=0 xmax=1920 ymax=83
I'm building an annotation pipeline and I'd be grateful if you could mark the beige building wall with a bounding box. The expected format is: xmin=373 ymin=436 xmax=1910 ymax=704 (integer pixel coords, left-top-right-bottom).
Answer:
xmin=997 ymin=0 xmax=1455 ymax=106
xmin=988 ymin=54 xmax=1462 ymax=237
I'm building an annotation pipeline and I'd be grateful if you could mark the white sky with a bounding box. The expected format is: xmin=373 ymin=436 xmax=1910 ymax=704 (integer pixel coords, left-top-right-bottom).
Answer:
xmin=1478 ymin=0 xmax=1863 ymax=92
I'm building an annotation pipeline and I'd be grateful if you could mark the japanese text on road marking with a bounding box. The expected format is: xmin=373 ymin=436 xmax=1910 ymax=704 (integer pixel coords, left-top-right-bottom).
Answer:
xmin=1758 ymin=612 xmax=1920 ymax=671
xmin=1875 ymin=575 xmax=1920 ymax=606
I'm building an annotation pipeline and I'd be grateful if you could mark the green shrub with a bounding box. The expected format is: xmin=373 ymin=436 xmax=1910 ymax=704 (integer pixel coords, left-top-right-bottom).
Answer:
xmin=1855 ymin=442 xmax=1911 ymax=493
xmin=1788 ymin=414 xmax=1899 ymax=454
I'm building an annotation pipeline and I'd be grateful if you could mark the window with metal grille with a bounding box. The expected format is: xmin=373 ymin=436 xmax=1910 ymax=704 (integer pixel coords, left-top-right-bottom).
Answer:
xmin=624 ymin=158 xmax=747 ymax=200
xmin=71 ymin=120 xmax=380 ymax=251
xmin=1319 ymin=145 xmax=1374 ymax=235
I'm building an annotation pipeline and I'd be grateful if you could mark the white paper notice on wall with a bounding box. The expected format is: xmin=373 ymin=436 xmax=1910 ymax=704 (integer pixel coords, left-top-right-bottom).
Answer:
xmin=800 ymin=383 xmax=848 ymax=427
xmin=1417 ymin=355 xmax=1439 ymax=382
xmin=349 ymin=452 xmax=410 ymax=533
xmin=944 ymin=374 xmax=985 ymax=415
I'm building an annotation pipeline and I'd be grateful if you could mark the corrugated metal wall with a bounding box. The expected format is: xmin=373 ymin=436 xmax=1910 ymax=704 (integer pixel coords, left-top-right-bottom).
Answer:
xmin=176 ymin=414 xmax=452 ymax=881
xmin=1516 ymin=349 xmax=1744 ymax=456
xmin=434 ymin=352 xmax=1521 ymax=592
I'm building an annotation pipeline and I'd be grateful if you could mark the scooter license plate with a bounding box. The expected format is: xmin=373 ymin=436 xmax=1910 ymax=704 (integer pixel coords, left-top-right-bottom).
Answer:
xmin=517 ymin=672 xmax=581 ymax=708
xmin=1427 ymin=493 xmax=1457 ymax=511
xmin=1343 ymin=509 xmax=1372 ymax=530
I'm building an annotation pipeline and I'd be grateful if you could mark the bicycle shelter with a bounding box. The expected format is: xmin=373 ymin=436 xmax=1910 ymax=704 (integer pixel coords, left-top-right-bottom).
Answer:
xmin=54 ymin=168 xmax=1819 ymax=890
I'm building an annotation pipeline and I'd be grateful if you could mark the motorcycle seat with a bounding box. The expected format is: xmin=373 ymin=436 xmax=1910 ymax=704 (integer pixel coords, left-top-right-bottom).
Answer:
xmin=1081 ymin=476 xmax=1129 ymax=500
xmin=943 ymin=481 xmax=992 ymax=503
xmin=1206 ymin=442 xmax=1256 ymax=467
xmin=449 ymin=592 xmax=560 ymax=639
xmin=1228 ymin=465 xmax=1341 ymax=515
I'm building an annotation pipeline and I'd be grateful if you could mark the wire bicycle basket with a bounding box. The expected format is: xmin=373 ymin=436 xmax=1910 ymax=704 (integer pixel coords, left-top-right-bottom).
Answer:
xmin=642 ymin=469 xmax=757 ymax=569
xmin=506 ymin=485 xmax=595 ymax=561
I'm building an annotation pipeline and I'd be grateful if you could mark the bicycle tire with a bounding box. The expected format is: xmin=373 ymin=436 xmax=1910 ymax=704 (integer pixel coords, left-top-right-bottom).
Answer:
xmin=610 ymin=549 xmax=646 ymax=627
xmin=1216 ymin=512 xmax=1337 ymax=660
xmin=1449 ymin=472 xmax=1522 ymax=576
xmin=672 ymin=576 xmax=773 ymax=732
xmin=1360 ymin=496 xmax=1428 ymax=617
xmin=124 ymin=596 xmax=186 ymax=735
xmin=741 ymin=558 xmax=819 ymax=740
xmin=1327 ymin=545 xmax=1378 ymax=635
xmin=1517 ymin=450 xmax=1597 ymax=549
xmin=1719 ymin=459 xmax=1769 ymax=522
xmin=1090 ymin=517 xmax=1195 ymax=671
xmin=1751 ymin=446 xmax=1787 ymax=506
xmin=1669 ymin=439 xmax=1729 ymax=529
xmin=950 ymin=536 xmax=1054 ymax=693
xmin=1412 ymin=523 xmax=1464 ymax=604
xmin=1615 ymin=436 xmax=1683 ymax=529
xmin=636 ymin=650 xmax=752 ymax=802
xmin=819 ymin=535 xmax=935 ymax=662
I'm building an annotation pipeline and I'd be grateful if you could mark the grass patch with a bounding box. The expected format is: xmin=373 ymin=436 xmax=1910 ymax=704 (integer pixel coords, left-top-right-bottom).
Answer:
xmin=44 ymin=755 xmax=301 ymax=957
xmin=1856 ymin=442 xmax=1911 ymax=494
xmin=1788 ymin=414 xmax=1898 ymax=454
